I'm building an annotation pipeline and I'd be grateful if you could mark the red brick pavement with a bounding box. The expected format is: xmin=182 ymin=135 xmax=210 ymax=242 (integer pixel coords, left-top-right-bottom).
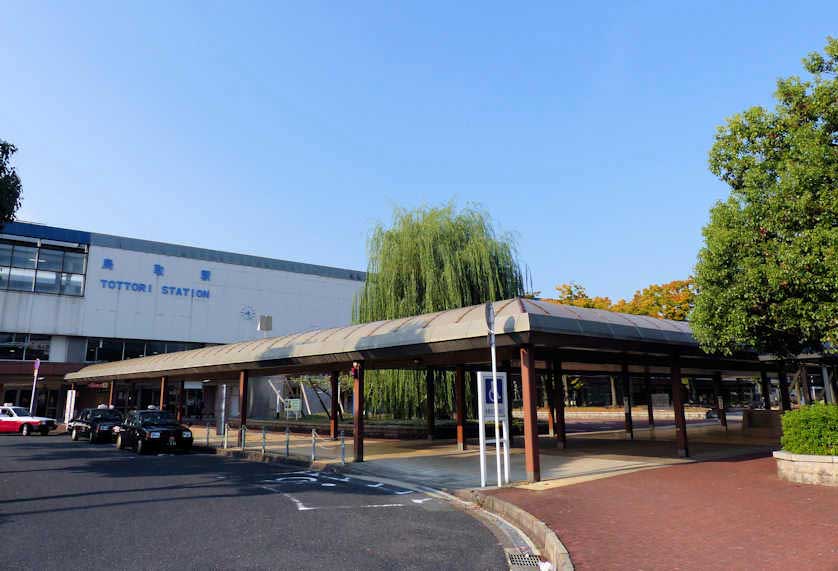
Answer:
xmin=490 ymin=455 xmax=838 ymax=571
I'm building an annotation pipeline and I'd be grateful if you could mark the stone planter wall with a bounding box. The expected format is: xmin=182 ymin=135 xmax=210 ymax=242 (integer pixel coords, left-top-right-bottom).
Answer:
xmin=773 ymin=450 xmax=838 ymax=486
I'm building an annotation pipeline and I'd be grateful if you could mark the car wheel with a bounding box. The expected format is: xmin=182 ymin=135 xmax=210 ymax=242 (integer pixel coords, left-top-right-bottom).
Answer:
xmin=40 ymin=428 xmax=50 ymax=436
xmin=21 ymin=424 xmax=32 ymax=436
xmin=71 ymin=428 xmax=79 ymax=441
xmin=136 ymin=439 xmax=146 ymax=455
xmin=89 ymin=430 xmax=97 ymax=444
xmin=116 ymin=434 xmax=125 ymax=450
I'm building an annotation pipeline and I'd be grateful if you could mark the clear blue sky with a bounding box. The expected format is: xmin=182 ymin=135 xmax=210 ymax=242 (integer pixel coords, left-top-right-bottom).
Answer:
xmin=2 ymin=2 xmax=836 ymax=300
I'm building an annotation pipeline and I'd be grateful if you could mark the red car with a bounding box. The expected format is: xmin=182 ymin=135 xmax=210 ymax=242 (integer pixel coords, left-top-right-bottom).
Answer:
xmin=0 ymin=405 xmax=57 ymax=436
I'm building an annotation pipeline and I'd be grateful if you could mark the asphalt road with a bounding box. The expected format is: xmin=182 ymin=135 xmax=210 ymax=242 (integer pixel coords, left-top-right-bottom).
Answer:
xmin=0 ymin=434 xmax=508 ymax=570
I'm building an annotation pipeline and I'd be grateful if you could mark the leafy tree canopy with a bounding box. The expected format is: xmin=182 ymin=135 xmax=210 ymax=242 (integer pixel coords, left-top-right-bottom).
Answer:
xmin=692 ymin=37 xmax=838 ymax=357
xmin=0 ymin=140 xmax=23 ymax=223
xmin=547 ymin=279 xmax=695 ymax=321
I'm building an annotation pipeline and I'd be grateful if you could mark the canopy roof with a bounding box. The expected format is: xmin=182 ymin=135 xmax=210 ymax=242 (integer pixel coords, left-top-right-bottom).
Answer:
xmin=66 ymin=298 xmax=762 ymax=382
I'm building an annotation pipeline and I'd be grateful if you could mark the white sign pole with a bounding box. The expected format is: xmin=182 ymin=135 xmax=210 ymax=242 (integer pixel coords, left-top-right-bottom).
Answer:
xmin=29 ymin=359 xmax=41 ymax=416
xmin=486 ymin=302 xmax=503 ymax=487
xmin=476 ymin=364 xmax=487 ymax=488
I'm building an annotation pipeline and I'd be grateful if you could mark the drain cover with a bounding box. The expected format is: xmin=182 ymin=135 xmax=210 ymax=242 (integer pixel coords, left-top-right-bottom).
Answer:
xmin=506 ymin=550 xmax=542 ymax=569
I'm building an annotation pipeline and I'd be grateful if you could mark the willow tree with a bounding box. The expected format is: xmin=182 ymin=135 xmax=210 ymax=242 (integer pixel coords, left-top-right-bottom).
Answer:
xmin=353 ymin=204 xmax=525 ymax=419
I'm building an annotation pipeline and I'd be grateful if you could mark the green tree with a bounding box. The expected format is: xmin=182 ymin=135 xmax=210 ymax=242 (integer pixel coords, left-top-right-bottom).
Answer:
xmin=692 ymin=37 xmax=838 ymax=357
xmin=353 ymin=203 xmax=524 ymax=418
xmin=0 ymin=140 xmax=23 ymax=223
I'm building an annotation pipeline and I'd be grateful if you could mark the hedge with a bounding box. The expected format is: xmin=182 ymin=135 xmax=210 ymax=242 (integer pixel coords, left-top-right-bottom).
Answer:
xmin=780 ymin=404 xmax=838 ymax=456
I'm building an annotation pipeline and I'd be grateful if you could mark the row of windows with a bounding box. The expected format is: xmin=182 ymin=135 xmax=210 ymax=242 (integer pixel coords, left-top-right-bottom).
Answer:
xmin=85 ymin=338 xmax=207 ymax=363
xmin=0 ymin=241 xmax=87 ymax=296
xmin=0 ymin=333 xmax=51 ymax=361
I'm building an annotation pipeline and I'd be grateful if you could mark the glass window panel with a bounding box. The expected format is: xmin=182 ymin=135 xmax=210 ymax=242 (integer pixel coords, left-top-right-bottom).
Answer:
xmin=63 ymin=251 xmax=86 ymax=274
xmin=123 ymin=340 xmax=146 ymax=359
xmin=145 ymin=341 xmax=165 ymax=356
xmin=35 ymin=270 xmax=61 ymax=293
xmin=26 ymin=335 xmax=50 ymax=361
xmin=7 ymin=267 xmax=35 ymax=291
xmin=85 ymin=339 xmax=99 ymax=362
xmin=36 ymin=248 xmax=64 ymax=271
xmin=165 ymin=342 xmax=188 ymax=353
xmin=0 ymin=333 xmax=25 ymax=360
xmin=98 ymin=339 xmax=124 ymax=362
xmin=0 ymin=267 xmax=8 ymax=289
xmin=0 ymin=242 xmax=11 ymax=266
xmin=11 ymin=245 xmax=37 ymax=269
xmin=61 ymin=273 xmax=84 ymax=296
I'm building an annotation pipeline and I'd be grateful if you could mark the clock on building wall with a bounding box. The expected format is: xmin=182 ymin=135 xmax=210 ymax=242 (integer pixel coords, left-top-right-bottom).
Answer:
xmin=240 ymin=305 xmax=256 ymax=320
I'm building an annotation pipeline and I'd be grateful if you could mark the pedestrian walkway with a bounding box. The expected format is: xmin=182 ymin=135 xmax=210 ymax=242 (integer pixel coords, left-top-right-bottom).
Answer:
xmin=488 ymin=455 xmax=838 ymax=570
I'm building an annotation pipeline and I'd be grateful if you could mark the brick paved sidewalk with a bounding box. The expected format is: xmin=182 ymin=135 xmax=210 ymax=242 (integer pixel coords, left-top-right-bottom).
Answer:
xmin=490 ymin=455 xmax=838 ymax=571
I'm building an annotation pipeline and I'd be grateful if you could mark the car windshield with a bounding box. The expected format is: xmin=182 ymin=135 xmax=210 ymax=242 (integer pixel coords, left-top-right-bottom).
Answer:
xmin=140 ymin=412 xmax=177 ymax=426
xmin=10 ymin=407 xmax=29 ymax=416
xmin=90 ymin=410 xmax=122 ymax=421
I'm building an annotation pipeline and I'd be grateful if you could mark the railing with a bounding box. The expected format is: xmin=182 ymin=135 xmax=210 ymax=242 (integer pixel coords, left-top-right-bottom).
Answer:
xmin=190 ymin=423 xmax=346 ymax=464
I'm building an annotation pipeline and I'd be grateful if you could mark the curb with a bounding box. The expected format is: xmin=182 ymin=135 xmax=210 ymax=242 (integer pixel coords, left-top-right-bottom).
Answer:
xmin=193 ymin=445 xmax=336 ymax=471
xmin=455 ymin=489 xmax=574 ymax=571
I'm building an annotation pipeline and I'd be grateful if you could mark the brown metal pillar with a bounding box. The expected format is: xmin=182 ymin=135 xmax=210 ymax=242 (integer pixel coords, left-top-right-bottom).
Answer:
xmin=622 ymin=361 xmax=634 ymax=440
xmin=329 ymin=371 xmax=339 ymax=440
xmin=176 ymin=380 xmax=185 ymax=422
xmin=238 ymin=370 xmax=249 ymax=446
xmin=455 ymin=365 xmax=466 ymax=451
xmin=108 ymin=381 xmax=115 ymax=407
xmin=800 ymin=365 xmax=812 ymax=404
xmin=759 ymin=369 xmax=772 ymax=410
xmin=671 ymin=354 xmax=689 ymax=457
xmin=778 ymin=363 xmax=791 ymax=411
xmin=502 ymin=360 xmax=514 ymax=430
xmin=553 ymin=356 xmax=567 ymax=449
xmin=712 ymin=371 xmax=727 ymax=429
xmin=520 ymin=345 xmax=541 ymax=482
xmin=159 ymin=376 xmax=168 ymax=410
xmin=426 ymin=368 xmax=435 ymax=440
xmin=644 ymin=368 xmax=655 ymax=428
xmin=545 ymin=370 xmax=556 ymax=438
xmin=353 ymin=362 xmax=365 ymax=462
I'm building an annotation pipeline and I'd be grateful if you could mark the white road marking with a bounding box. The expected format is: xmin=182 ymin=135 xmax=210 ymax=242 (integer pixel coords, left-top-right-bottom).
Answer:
xmin=321 ymin=483 xmax=336 ymax=487
xmin=366 ymin=482 xmax=384 ymax=488
xmin=411 ymin=498 xmax=433 ymax=504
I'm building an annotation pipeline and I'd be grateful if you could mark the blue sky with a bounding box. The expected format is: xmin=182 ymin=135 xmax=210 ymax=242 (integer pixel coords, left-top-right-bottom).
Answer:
xmin=2 ymin=2 xmax=836 ymax=300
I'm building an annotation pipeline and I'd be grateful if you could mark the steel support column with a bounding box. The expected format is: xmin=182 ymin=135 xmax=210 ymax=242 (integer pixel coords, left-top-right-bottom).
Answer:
xmin=330 ymin=371 xmax=340 ymax=440
xmin=159 ymin=376 xmax=168 ymax=410
xmin=778 ymin=363 xmax=791 ymax=411
xmin=238 ymin=370 xmax=249 ymax=446
xmin=108 ymin=381 xmax=115 ymax=407
xmin=520 ymin=345 xmax=540 ymax=482
xmin=176 ymin=380 xmax=185 ymax=422
xmin=644 ymin=369 xmax=655 ymax=428
xmin=455 ymin=365 xmax=466 ymax=451
xmin=759 ymin=369 xmax=772 ymax=410
xmin=552 ymin=356 xmax=567 ymax=449
xmin=545 ymin=370 xmax=556 ymax=438
xmin=822 ymin=365 xmax=837 ymax=405
xmin=622 ymin=361 xmax=633 ymax=440
xmin=671 ymin=354 xmax=689 ymax=458
xmin=426 ymin=368 xmax=435 ymax=440
xmin=353 ymin=362 xmax=365 ymax=462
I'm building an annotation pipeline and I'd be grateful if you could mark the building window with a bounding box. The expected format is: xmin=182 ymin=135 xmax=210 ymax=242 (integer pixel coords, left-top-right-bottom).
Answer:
xmin=84 ymin=338 xmax=206 ymax=363
xmin=0 ymin=333 xmax=50 ymax=361
xmin=0 ymin=240 xmax=86 ymax=296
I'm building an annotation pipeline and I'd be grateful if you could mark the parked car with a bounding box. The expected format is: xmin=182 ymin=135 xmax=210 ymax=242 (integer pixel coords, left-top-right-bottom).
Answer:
xmin=115 ymin=409 xmax=193 ymax=454
xmin=68 ymin=407 xmax=124 ymax=443
xmin=0 ymin=404 xmax=57 ymax=436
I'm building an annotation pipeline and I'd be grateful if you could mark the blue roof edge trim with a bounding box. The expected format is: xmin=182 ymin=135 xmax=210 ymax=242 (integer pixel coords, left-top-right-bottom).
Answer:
xmin=2 ymin=221 xmax=366 ymax=282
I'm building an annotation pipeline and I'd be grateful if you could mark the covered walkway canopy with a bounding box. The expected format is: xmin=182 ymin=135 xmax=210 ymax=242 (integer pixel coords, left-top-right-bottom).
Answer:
xmin=66 ymin=298 xmax=778 ymax=482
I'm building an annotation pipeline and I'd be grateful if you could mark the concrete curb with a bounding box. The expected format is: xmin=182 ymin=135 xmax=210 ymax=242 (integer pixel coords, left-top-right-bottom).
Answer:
xmin=455 ymin=489 xmax=574 ymax=571
xmin=193 ymin=445 xmax=337 ymax=471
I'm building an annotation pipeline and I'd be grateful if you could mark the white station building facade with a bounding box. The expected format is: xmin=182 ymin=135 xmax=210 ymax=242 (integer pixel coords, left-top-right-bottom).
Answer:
xmin=0 ymin=221 xmax=365 ymax=419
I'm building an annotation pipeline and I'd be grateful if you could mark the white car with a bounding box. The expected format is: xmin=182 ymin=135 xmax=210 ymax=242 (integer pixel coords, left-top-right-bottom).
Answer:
xmin=0 ymin=404 xmax=58 ymax=436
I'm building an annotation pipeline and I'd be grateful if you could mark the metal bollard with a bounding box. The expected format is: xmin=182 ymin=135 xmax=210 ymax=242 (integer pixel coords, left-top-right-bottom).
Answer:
xmin=261 ymin=426 xmax=267 ymax=456
xmin=311 ymin=429 xmax=317 ymax=461
xmin=285 ymin=426 xmax=290 ymax=457
xmin=241 ymin=425 xmax=247 ymax=449
xmin=340 ymin=430 xmax=345 ymax=465
xmin=223 ymin=423 xmax=229 ymax=449
xmin=206 ymin=422 xmax=210 ymax=448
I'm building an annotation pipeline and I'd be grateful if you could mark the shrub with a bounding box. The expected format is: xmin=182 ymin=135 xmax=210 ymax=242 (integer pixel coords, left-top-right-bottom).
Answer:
xmin=780 ymin=404 xmax=838 ymax=456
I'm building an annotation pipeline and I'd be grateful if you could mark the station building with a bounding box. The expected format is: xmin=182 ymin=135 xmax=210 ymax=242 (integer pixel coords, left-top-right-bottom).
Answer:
xmin=0 ymin=221 xmax=365 ymax=418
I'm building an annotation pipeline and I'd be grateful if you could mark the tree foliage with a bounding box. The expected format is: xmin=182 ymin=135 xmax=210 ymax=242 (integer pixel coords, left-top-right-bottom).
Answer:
xmin=353 ymin=203 xmax=525 ymax=419
xmin=0 ymin=140 xmax=23 ymax=223
xmin=692 ymin=37 xmax=838 ymax=357
xmin=547 ymin=279 xmax=695 ymax=321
